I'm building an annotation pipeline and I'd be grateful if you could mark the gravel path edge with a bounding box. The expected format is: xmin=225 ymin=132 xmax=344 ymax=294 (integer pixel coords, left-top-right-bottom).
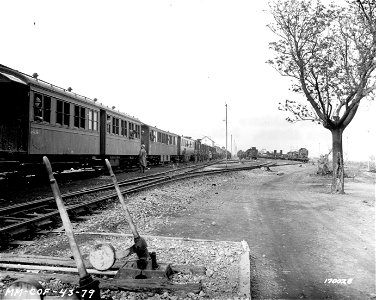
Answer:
xmin=239 ymin=240 xmax=251 ymax=299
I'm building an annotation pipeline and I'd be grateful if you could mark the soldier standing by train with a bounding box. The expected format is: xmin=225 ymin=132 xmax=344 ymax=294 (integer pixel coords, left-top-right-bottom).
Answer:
xmin=139 ymin=144 xmax=147 ymax=173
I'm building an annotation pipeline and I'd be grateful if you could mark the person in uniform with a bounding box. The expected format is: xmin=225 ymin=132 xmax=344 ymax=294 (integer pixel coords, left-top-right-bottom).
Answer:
xmin=139 ymin=144 xmax=147 ymax=173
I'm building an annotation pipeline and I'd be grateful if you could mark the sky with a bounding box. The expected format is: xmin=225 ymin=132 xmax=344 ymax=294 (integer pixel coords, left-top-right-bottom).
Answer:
xmin=1 ymin=0 xmax=374 ymax=160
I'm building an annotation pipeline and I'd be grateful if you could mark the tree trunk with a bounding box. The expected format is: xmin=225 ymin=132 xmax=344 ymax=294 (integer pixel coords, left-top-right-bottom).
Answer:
xmin=331 ymin=128 xmax=345 ymax=193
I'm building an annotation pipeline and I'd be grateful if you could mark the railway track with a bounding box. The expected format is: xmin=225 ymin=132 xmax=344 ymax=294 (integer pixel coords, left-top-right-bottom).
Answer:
xmin=0 ymin=160 xmax=279 ymax=246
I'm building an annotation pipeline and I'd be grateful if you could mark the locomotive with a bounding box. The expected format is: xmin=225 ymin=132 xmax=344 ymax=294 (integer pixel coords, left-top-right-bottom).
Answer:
xmin=241 ymin=147 xmax=309 ymax=162
xmin=0 ymin=65 xmax=225 ymax=176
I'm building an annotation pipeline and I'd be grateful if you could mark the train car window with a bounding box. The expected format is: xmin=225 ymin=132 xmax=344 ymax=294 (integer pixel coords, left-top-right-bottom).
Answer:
xmin=88 ymin=110 xmax=93 ymax=130
xmin=135 ymin=124 xmax=140 ymax=139
xmin=63 ymin=102 xmax=70 ymax=126
xmin=121 ymin=120 xmax=127 ymax=136
xmin=93 ymin=111 xmax=98 ymax=131
xmin=44 ymin=96 xmax=51 ymax=123
xmin=80 ymin=107 xmax=85 ymax=128
xmin=33 ymin=93 xmax=51 ymax=122
xmin=33 ymin=93 xmax=43 ymax=121
xmin=74 ymin=106 xmax=79 ymax=127
xmin=88 ymin=109 xmax=98 ymax=131
xmin=56 ymin=100 xmax=70 ymax=126
xmin=107 ymin=115 xmax=111 ymax=133
xmin=129 ymin=122 xmax=135 ymax=139
xmin=112 ymin=117 xmax=119 ymax=135
xmin=157 ymin=132 xmax=161 ymax=143
xmin=56 ymin=100 xmax=63 ymax=124
xmin=74 ymin=105 xmax=85 ymax=129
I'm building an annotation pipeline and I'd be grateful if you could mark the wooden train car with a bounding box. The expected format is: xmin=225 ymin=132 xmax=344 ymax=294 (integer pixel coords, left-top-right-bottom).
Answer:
xmin=0 ymin=64 xmax=227 ymax=176
xmin=141 ymin=124 xmax=178 ymax=164
xmin=0 ymin=64 xmax=144 ymax=174
xmin=179 ymin=136 xmax=196 ymax=162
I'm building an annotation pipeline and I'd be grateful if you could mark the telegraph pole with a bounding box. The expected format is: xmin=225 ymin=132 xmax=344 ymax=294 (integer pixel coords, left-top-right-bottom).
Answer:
xmin=225 ymin=103 xmax=228 ymax=168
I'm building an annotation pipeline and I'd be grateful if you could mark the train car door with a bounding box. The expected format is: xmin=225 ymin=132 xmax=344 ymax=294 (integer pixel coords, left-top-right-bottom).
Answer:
xmin=141 ymin=124 xmax=150 ymax=154
xmin=177 ymin=136 xmax=181 ymax=156
xmin=0 ymin=75 xmax=29 ymax=154
xmin=99 ymin=109 xmax=107 ymax=155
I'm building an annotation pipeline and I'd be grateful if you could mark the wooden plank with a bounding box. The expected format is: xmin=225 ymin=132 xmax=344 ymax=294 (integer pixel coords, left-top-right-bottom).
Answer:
xmin=0 ymin=254 xmax=73 ymax=261
xmin=239 ymin=240 xmax=251 ymax=299
xmin=75 ymin=231 xmax=239 ymax=244
xmin=0 ymin=263 xmax=117 ymax=276
xmin=0 ymin=255 xmax=76 ymax=267
xmin=0 ymin=254 xmax=125 ymax=270
xmin=0 ymin=254 xmax=206 ymax=274
xmin=100 ymin=278 xmax=202 ymax=293
xmin=0 ymin=271 xmax=202 ymax=293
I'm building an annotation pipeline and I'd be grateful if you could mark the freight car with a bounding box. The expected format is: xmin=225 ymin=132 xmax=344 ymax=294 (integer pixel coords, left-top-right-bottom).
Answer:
xmin=286 ymin=148 xmax=309 ymax=162
xmin=298 ymin=148 xmax=309 ymax=162
xmin=247 ymin=147 xmax=258 ymax=160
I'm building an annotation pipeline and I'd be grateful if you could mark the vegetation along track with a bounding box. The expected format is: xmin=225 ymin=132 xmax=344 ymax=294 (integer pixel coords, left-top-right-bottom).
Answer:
xmin=0 ymin=160 xmax=286 ymax=246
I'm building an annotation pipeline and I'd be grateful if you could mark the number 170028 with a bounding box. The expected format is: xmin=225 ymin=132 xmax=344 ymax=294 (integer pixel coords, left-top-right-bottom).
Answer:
xmin=324 ymin=278 xmax=353 ymax=284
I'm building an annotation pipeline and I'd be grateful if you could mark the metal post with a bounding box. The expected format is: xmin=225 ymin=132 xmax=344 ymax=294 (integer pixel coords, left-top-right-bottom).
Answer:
xmin=225 ymin=103 xmax=228 ymax=168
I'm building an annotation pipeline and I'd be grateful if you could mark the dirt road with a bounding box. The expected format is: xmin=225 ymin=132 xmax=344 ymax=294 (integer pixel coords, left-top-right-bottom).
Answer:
xmin=154 ymin=164 xmax=375 ymax=299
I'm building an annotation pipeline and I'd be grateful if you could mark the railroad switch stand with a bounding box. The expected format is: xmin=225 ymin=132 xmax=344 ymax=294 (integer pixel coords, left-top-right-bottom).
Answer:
xmin=115 ymin=251 xmax=173 ymax=280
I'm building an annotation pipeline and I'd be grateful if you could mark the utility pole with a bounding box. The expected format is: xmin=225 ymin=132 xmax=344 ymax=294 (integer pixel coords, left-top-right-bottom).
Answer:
xmin=225 ymin=103 xmax=228 ymax=168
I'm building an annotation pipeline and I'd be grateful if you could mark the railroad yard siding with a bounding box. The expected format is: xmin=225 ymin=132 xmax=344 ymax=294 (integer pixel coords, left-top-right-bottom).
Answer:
xmin=0 ymin=163 xmax=374 ymax=299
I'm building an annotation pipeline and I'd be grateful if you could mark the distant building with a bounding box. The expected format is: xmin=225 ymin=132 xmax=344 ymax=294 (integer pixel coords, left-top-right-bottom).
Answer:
xmin=259 ymin=148 xmax=267 ymax=155
xmin=201 ymin=136 xmax=215 ymax=147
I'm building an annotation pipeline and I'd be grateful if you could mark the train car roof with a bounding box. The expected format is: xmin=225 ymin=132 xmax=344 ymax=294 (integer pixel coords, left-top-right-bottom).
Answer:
xmin=0 ymin=64 xmax=140 ymax=122
xmin=141 ymin=123 xmax=179 ymax=136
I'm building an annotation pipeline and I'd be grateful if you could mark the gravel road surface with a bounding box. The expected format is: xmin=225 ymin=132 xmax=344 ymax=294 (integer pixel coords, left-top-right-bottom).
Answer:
xmin=153 ymin=164 xmax=375 ymax=299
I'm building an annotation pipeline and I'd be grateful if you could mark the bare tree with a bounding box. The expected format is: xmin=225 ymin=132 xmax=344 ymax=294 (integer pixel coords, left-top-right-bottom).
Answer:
xmin=267 ymin=0 xmax=375 ymax=193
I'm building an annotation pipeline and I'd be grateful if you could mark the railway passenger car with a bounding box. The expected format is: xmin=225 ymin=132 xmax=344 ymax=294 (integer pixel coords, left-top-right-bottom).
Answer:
xmin=179 ymin=136 xmax=196 ymax=162
xmin=0 ymin=64 xmax=227 ymax=177
xmin=141 ymin=124 xmax=178 ymax=164
xmin=0 ymin=64 xmax=143 ymax=174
